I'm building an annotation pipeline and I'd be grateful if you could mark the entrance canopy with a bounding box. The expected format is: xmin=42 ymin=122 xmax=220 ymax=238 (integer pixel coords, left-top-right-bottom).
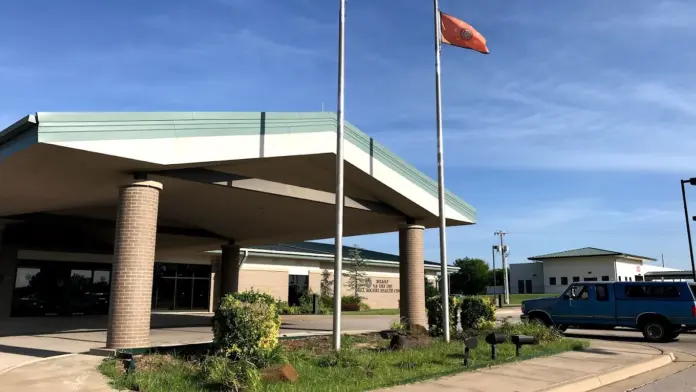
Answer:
xmin=0 ymin=112 xmax=475 ymax=254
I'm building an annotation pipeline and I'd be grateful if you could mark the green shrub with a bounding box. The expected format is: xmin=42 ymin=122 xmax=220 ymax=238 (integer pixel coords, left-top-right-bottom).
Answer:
xmin=459 ymin=295 xmax=496 ymax=330
xmin=496 ymin=317 xmax=564 ymax=343
xmin=426 ymin=295 xmax=460 ymax=336
xmin=231 ymin=290 xmax=276 ymax=307
xmin=342 ymin=295 xmax=362 ymax=311
xmin=212 ymin=291 xmax=281 ymax=365
xmin=202 ymin=356 xmax=260 ymax=392
xmin=359 ymin=302 xmax=371 ymax=311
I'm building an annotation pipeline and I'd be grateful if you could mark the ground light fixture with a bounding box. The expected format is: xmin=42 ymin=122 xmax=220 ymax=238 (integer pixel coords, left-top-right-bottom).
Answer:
xmin=511 ymin=335 xmax=539 ymax=357
xmin=680 ymin=178 xmax=696 ymax=281
xmin=484 ymin=332 xmax=507 ymax=360
xmin=463 ymin=337 xmax=478 ymax=367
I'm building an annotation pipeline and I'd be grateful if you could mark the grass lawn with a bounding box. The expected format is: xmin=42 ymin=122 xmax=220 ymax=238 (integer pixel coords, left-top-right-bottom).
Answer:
xmin=488 ymin=293 xmax=557 ymax=306
xmin=342 ymin=309 xmax=400 ymax=316
xmin=99 ymin=333 xmax=587 ymax=392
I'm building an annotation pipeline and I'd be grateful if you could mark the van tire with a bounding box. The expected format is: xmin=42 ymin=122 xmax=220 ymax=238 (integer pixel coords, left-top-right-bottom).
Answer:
xmin=528 ymin=313 xmax=552 ymax=327
xmin=641 ymin=319 xmax=672 ymax=343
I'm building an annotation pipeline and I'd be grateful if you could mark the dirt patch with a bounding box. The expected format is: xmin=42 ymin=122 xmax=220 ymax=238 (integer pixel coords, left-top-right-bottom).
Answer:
xmin=280 ymin=333 xmax=386 ymax=355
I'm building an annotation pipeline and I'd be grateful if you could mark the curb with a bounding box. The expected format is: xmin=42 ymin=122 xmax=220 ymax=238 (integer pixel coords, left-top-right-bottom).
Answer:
xmin=0 ymin=353 xmax=77 ymax=376
xmin=539 ymin=352 xmax=675 ymax=392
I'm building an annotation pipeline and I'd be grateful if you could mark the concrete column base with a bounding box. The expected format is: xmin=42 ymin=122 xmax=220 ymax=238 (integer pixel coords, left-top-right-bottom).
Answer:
xmin=106 ymin=180 xmax=162 ymax=349
xmin=398 ymin=224 xmax=427 ymax=329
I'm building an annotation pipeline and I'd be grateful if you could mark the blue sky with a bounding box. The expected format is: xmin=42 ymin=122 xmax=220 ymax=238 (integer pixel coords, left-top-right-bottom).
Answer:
xmin=2 ymin=0 xmax=696 ymax=269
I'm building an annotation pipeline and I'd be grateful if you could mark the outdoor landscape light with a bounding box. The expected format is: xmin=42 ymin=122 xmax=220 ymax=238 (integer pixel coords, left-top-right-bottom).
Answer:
xmin=511 ymin=335 xmax=539 ymax=357
xmin=463 ymin=337 xmax=478 ymax=367
xmin=484 ymin=332 xmax=507 ymax=360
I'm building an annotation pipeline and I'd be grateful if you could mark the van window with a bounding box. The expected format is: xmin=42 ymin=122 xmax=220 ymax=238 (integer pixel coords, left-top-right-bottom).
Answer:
xmin=596 ymin=284 xmax=609 ymax=301
xmin=625 ymin=285 xmax=680 ymax=298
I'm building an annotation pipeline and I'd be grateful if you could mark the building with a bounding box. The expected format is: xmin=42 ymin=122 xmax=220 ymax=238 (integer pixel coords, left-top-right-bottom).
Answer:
xmin=0 ymin=112 xmax=476 ymax=349
xmin=10 ymin=241 xmax=454 ymax=317
xmin=510 ymin=247 xmax=678 ymax=294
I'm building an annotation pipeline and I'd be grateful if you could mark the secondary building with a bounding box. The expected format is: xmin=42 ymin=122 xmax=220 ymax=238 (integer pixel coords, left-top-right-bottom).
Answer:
xmin=0 ymin=112 xmax=475 ymax=349
xmin=510 ymin=247 xmax=678 ymax=295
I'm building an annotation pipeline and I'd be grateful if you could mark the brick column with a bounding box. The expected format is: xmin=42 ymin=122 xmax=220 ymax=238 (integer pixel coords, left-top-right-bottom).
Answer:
xmin=399 ymin=224 xmax=427 ymax=328
xmin=220 ymin=243 xmax=241 ymax=300
xmin=106 ymin=180 xmax=162 ymax=349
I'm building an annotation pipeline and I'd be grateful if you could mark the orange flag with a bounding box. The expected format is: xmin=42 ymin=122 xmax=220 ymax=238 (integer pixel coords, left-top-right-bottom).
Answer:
xmin=440 ymin=12 xmax=489 ymax=54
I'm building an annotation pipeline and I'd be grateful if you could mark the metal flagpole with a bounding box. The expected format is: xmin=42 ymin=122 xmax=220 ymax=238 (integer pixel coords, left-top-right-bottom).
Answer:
xmin=433 ymin=0 xmax=450 ymax=342
xmin=332 ymin=0 xmax=346 ymax=351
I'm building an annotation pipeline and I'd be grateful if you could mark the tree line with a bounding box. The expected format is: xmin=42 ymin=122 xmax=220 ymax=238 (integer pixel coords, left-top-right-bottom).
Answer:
xmin=449 ymin=257 xmax=510 ymax=296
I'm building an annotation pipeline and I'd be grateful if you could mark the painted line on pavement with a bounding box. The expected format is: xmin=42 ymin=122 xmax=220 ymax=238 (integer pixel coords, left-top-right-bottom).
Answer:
xmin=0 ymin=353 xmax=77 ymax=376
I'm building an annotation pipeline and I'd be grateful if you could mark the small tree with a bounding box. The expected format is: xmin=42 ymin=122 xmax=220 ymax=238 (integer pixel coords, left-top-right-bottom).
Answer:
xmin=320 ymin=269 xmax=333 ymax=297
xmin=344 ymin=245 xmax=368 ymax=299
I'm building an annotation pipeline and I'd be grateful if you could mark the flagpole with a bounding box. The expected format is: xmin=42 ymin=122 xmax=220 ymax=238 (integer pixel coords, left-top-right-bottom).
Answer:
xmin=432 ymin=0 xmax=450 ymax=342
xmin=332 ymin=0 xmax=346 ymax=352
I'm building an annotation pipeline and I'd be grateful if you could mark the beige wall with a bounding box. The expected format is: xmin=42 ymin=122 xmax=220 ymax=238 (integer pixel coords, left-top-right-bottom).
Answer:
xmin=239 ymin=269 xmax=289 ymax=301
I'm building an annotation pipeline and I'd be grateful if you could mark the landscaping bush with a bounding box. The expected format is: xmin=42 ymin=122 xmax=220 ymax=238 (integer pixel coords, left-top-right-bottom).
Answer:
xmin=426 ymin=295 xmax=460 ymax=336
xmin=212 ymin=291 xmax=281 ymax=365
xmin=341 ymin=295 xmax=362 ymax=311
xmin=202 ymin=356 xmax=260 ymax=392
xmin=275 ymin=301 xmax=298 ymax=315
xmin=496 ymin=317 xmax=564 ymax=343
xmin=459 ymin=295 xmax=496 ymax=331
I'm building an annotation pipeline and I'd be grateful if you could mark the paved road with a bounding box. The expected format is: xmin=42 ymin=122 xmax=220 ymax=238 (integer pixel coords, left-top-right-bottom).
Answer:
xmin=563 ymin=328 xmax=696 ymax=392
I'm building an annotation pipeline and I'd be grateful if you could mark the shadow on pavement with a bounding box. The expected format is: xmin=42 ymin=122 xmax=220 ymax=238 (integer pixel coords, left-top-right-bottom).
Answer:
xmin=0 ymin=313 xmax=213 ymax=337
xmin=564 ymin=331 xmax=647 ymax=344
xmin=0 ymin=344 xmax=70 ymax=358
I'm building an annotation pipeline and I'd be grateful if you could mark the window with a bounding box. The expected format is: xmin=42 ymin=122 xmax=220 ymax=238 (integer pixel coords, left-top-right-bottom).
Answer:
xmin=618 ymin=276 xmax=622 ymax=281
xmin=572 ymin=276 xmax=580 ymax=282
xmin=568 ymin=284 xmax=590 ymax=300
xmin=561 ymin=277 xmax=568 ymax=285
xmin=584 ymin=277 xmax=598 ymax=282
xmin=549 ymin=277 xmax=557 ymax=286
xmin=596 ymin=284 xmax=609 ymax=301
xmin=625 ymin=285 xmax=680 ymax=298
xmin=601 ymin=276 xmax=610 ymax=281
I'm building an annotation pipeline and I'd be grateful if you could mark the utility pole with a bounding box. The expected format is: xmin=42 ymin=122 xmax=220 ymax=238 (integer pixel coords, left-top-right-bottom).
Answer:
xmin=661 ymin=253 xmax=665 ymax=268
xmin=494 ymin=231 xmax=509 ymax=305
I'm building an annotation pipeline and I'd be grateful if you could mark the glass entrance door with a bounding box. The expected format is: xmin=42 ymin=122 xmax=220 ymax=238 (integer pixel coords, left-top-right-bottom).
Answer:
xmin=152 ymin=263 xmax=211 ymax=311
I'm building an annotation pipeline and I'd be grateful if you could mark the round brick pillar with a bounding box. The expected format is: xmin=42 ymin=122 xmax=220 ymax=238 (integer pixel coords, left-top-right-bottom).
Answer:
xmin=399 ymin=224 xmax=427 ymax=328
xmin=220 ymin=243 xmax=241 ymax=299
xmin=106 ymin=180 xmax=162 ymax=349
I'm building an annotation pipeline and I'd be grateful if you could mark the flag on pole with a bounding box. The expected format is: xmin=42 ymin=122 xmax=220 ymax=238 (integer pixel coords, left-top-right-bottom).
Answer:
xmin=439 ymin=11 xmax=489 ymax=54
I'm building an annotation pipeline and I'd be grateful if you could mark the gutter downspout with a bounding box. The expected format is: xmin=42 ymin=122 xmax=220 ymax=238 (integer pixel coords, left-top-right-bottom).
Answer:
xmin=239 ymin=249 xmax=249 ymax=267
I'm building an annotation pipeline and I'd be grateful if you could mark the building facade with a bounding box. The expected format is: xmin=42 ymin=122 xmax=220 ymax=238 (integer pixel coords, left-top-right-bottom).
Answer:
xmin=510 ymin=247 xmax=678 ymax=295
xmin=7 ymin=241 xmax=452 ymax=318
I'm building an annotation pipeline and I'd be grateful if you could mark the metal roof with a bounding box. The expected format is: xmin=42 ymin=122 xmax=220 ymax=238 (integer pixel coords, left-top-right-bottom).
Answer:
xmin=247 ymin=241 xmax=441 ymax=266
xmin=528 ymin=247 xmax=656 ymax=261
xmin=644 ymin=270 xmax=694 ymax=278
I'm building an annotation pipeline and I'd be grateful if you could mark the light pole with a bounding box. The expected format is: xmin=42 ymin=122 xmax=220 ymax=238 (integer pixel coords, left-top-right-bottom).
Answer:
xmin=681 ymin=178 xmax=696 ymax=281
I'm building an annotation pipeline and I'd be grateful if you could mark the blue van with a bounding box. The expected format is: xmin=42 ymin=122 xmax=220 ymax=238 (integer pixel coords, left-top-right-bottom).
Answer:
xmin=521 ymin=281 xmax=696 ymax=342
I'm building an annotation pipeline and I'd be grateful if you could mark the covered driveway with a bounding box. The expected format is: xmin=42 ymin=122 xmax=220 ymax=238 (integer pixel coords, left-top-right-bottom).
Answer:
xmin=0 ymin=112 xmax=475 ymax=349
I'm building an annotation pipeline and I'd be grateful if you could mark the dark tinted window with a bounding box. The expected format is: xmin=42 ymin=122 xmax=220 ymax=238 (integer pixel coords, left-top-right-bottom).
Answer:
xmin=601 ymin=276 xmax=610 ymax=281
xmin=549 ymin=277 xmax=557 ymax=286
xmin=625 ymin=285 xmax=680 ymax=298
xmin=561 ymin=277 xmax=568 ymax=285
xmin=572 ymin=277 xmax=580 ymax=282
xmin=690 ymin=284 xmax=696 ymax=299
xmin=596 ymin=284 xmax=609 ymax=301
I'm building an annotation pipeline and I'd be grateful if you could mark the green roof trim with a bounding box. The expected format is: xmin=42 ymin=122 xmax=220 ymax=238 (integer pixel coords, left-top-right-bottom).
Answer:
xmin=3 ymin=111 xmax=475 ymax=222
xmin=528 ymin=247 xmax=656 ymax=261
xmin=213 ymin=241 xmax=449 ymax=267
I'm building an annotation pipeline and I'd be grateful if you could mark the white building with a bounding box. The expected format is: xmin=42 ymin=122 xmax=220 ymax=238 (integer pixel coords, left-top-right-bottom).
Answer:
xmin=510 ymin=247 xmax=679 ymax=295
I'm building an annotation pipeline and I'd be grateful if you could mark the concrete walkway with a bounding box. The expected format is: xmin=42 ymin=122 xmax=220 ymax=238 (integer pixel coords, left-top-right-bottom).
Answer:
xmin=377 ymin=341 xmax=674 ymax=392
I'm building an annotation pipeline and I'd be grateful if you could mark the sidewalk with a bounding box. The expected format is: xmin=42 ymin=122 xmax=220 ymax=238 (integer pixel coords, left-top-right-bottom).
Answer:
xmin=377 ymin=341 xmax=673 ymax=392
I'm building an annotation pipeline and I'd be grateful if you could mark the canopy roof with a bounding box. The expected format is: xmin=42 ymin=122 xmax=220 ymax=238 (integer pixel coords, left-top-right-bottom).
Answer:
xmin=0 ymin=112 xmax=475 ymax=255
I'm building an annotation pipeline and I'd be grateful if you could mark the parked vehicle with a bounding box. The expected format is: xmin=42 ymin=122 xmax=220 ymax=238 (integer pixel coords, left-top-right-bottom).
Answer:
xmin=521 ymin=281 xmax=696 ymax=342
